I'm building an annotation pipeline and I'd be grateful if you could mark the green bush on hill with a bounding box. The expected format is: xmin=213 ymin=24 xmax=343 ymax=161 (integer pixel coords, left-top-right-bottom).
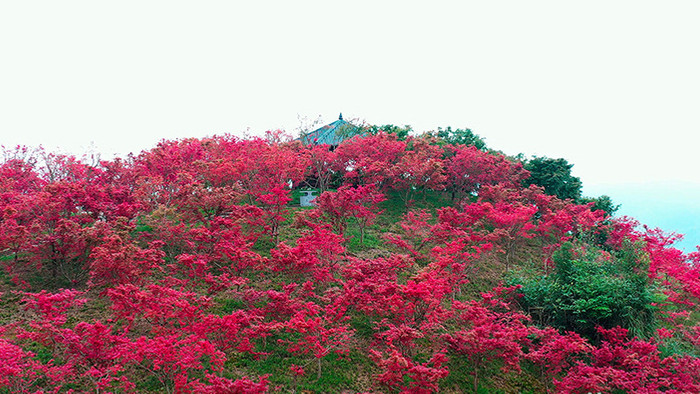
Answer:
xmin=510 ymin=241 xmax=659 ymax=340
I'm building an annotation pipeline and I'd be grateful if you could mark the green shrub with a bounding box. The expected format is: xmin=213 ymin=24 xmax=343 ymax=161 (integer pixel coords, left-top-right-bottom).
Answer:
xmin=511 ymin=242 xmax=658 ymax=339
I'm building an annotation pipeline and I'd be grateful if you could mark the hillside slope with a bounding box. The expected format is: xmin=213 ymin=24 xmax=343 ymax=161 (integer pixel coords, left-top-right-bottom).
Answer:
xmin=1 ymin=132 xmax=699 ymax=393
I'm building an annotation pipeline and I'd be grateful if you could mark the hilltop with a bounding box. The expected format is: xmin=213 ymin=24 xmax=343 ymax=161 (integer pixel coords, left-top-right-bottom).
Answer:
xmin=1 ymin=128 xmax=699 ymax=393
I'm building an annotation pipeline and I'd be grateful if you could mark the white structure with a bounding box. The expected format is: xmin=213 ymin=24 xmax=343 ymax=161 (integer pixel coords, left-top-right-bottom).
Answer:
xmin=300 ymin=190 xmax=318 ymax=207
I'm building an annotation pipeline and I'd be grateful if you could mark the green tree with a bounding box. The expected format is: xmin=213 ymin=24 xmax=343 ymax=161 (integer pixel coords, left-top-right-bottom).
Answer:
xmin=579 ymin=195 xmax=620 ymax=216
xmin=510 ymin=242 xmax=658 ymax=340
xmin=365 ymin=124 xmax=412 ymax=140
xmin=430 ymin=126 xmax=487 ymax=150
xmin=524 ymin=156 xmax=582 ymax=200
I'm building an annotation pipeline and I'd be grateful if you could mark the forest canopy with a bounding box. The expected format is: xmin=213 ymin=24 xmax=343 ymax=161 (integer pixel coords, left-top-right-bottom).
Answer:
xmin=0 ymin=127 xmax=699 ymax=393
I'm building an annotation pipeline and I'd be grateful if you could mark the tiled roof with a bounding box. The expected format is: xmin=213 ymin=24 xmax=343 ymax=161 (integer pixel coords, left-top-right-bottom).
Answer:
xmin=300 ymin=113 xmax=359 ymax=146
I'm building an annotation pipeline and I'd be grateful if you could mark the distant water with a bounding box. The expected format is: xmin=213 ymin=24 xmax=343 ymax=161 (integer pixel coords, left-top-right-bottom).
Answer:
xmin=583 ymin=182 xmax=700 ymax=254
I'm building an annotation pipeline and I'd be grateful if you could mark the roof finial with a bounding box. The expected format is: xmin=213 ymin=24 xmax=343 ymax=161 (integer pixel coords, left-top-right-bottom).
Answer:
xmin=339 ymin=113 xmax=343 ymax=120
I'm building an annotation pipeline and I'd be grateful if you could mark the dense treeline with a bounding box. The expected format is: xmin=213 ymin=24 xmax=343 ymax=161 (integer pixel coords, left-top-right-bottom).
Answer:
xmin=0 ymin=130 xmax=699 ymax=393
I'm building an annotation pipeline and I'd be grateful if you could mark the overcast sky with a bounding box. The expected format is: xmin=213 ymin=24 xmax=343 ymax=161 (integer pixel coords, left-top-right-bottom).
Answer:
xmin=2 ymin=1 xmax=699 ymax=246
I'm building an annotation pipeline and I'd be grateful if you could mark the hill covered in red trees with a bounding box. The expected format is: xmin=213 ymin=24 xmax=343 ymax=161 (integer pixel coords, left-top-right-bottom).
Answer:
xmin=1 ymin=129 xmax=699 ymax=393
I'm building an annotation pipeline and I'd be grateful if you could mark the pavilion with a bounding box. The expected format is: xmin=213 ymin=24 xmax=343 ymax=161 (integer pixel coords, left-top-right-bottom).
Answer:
xmin=299 ymin=113 xmax=360 ymax=147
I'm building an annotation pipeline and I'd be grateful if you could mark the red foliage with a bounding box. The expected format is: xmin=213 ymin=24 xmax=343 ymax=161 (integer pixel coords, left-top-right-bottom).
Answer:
xmin=334 ymin=132 xmax=407 ymax=187
xmin=89 ymin=235 xmax=165 ymax=289
xmin=446 ymin=145 xmax=528 ymax=201
xmin=306 ymin=143 xmax=338 ymax=193
xmin=391 ymin=137 xmax=447 ymax=204
xmin=527 ymin=327 xmax=592 ymax=391
xmin=442 ymin=287 xmax=531 ymax=391
xmin=369 ymin=347 xmax=449 ymax=393
xmin=271 ymin=224 xmax=346 ymax=283
xmin=556 ymin=327 xmax=700 ymax=393
xmin=315 ymin=184 xmax=385 ymax=242
xmin=2 ymin=133 xmax=700 ymax=393
xmin=192 ymin=374 xmax=270 ymax=394
xmin=205 ymin=136 xmax=309 ymax=196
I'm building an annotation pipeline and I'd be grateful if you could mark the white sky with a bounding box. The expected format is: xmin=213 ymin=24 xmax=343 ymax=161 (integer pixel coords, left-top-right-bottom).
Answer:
xmin=1 ymin=1 xmax=699 ymax=190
